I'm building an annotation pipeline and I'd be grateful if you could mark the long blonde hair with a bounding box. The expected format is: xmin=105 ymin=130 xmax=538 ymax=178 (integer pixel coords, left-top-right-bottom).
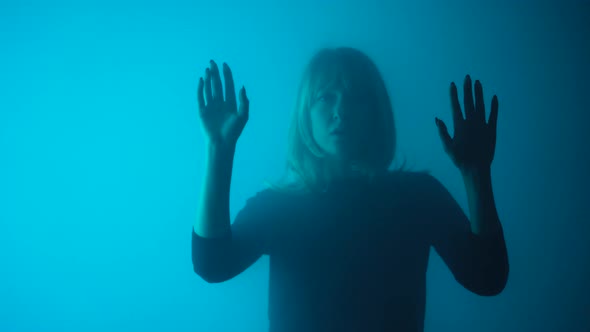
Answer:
xmin=265 ymin=47 xmax=422 ymax=194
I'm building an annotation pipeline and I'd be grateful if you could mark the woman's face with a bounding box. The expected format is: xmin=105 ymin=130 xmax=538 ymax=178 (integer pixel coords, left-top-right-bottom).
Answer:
xmin=309 ymin=81 xmax=373 ymax=162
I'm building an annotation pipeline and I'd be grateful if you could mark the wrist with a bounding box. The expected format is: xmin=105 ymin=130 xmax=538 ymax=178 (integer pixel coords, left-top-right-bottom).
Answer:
xmin=461 ymin=166 xmax=491 ymax=182
xmin=207 ymin=141 xmax=236 ymax=155
xmin=462 ymin=167 xmax=492 ymax=198
xmin=205 ymin=142 xmax=236 ymax=172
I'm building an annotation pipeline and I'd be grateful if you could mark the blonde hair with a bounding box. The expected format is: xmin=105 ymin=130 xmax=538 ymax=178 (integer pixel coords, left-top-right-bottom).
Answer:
xmin=265 ymin=47 xmax=423 ymax=194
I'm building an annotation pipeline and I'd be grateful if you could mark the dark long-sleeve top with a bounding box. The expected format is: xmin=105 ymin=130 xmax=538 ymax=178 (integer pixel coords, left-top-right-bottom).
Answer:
xmin=192 ymin=171 xmax=509 ymax=332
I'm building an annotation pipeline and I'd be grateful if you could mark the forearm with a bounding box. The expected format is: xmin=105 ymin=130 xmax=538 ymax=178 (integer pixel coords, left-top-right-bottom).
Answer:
xmin=460 ymin=168 xmax=509 ymax=294
xmin=462 ymin=167 xmax=502 ymax=236
xmin=194 ymin=143 xmax=236 ymax=238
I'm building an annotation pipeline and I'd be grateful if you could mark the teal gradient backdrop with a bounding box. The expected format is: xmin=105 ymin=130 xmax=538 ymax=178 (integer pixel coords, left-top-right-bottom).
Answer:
xmin=1 ymin=1 xmax=588 ymax=331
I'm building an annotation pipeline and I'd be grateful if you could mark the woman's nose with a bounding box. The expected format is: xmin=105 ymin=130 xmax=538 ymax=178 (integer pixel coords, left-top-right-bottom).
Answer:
xmin=332 ymin=108 xmax=341 ymax=120
xmin=332 ymin=99 xmax=352 ymax=120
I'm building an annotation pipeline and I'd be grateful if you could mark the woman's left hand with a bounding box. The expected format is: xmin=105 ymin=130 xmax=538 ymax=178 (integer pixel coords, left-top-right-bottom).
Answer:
xmin=435 ymin=75 xmax=499 ymax=175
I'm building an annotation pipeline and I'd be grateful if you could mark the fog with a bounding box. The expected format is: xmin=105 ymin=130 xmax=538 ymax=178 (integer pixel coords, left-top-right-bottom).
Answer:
xmin=1 ymin=1 xmax=588 ymax=331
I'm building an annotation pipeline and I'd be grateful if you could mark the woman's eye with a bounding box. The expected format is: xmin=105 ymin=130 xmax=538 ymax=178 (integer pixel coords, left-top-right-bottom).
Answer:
xmin=318 ymin=93 xmax=335 ymax=103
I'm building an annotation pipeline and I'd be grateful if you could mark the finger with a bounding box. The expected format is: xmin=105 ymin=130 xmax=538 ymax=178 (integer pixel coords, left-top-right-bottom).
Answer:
xmin=197 ymin=77 xmax=206 ymax=114
xmin=474 ymin=80 xmax=486 ymax=123
xmin=450 ymin=82 xmax=464 ymax=126
xmin=489 ymin=95 xmax=499 ymax=142
xmin=238 ymin=86 xmax=249 ymax=120
xmin=210 ymin=60 xmax=224 ymax=102
xmin=223 ymin=63 xmax=237 ymax=112
xmin=435 ymin=117 xmax=452 ymax=155
xmin=204 ymin=67 xmax=213 ymax=105
xmin=464 ymin=75 xmax=475 ymax=121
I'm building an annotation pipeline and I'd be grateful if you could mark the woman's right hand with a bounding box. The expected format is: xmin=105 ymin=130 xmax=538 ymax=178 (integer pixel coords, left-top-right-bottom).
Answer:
xmin=198 ymin=60 xmax=249 ymax=148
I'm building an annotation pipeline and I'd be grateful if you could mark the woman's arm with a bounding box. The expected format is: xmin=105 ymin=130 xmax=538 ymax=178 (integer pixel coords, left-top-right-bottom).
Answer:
xmin=426 ymin=173 xmax=509 ymax=296
xmin=432 ymin=75 xmax=509 ymax=295
xmin=194 ymin=143 xmax=235 ymax=239
xmin=192 ymin=60 xmax=262 ymax=283
xmin=192 ymin=143 xmax=268 ymax=284
xmin=462 ymin=167 xmax=502 ymax=236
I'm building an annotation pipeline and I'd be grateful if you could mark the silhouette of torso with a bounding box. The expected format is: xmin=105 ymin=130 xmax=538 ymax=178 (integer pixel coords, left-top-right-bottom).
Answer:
xmin=192 ymin=171 xmax=508 ymax=332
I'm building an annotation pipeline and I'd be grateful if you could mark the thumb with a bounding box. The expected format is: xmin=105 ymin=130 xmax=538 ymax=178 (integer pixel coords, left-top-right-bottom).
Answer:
xmin=238 ymin=86 xmax=249 ymax=120
xmin=435 ymin=117 xmax=452 ymax=155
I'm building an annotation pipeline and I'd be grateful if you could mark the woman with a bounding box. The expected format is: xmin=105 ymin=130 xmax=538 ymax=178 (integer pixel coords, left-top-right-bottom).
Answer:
xmin=192 ymin=47 xmax=509 ymax=332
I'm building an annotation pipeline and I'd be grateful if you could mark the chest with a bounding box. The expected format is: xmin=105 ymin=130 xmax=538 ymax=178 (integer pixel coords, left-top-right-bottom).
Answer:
xmin=267 ymin=189 xmax=429 ymax=273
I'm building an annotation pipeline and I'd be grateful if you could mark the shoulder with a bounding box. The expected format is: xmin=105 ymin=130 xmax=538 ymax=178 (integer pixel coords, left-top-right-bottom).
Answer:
xmin=232 ymin=188 xmax=288 ymax=227
xmin=242 ymin=186 xmax=302 ymax=211
xmin=244 ymin=187 xmax=282 ymax=205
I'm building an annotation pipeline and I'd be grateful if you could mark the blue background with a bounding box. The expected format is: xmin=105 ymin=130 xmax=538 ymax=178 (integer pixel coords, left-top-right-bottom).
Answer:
xmin=1 ymin=1 xmax=589 ymax=331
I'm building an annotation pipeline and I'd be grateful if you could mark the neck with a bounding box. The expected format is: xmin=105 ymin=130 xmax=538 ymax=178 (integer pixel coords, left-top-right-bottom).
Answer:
xmin=323 ymin=158 xmax=365 ymax=182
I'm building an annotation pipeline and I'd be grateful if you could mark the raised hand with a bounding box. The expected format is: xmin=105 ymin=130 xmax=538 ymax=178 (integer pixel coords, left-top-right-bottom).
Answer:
xmin=197 ymin=60 xmax=249 ymax=148
xmin=435 ymin=75 xmax=499 ymax=174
